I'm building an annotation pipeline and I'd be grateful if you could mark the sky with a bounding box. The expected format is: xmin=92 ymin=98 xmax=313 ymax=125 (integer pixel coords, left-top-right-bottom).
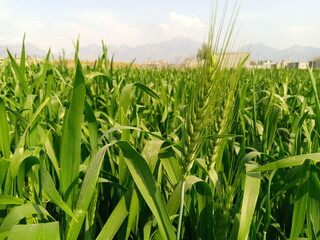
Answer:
xmin=0 ymin=0 xmax=319 ymax=53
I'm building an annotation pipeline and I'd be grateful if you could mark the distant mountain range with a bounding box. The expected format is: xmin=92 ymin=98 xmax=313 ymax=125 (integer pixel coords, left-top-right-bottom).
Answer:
xmin=0 ymin=43 xmax=47 ymax=59
xmin=68 ymin=37 xmax=202 ymax=64
xmin=0 ymin=37 xmax=201 ymax=64
xmin=1 ymin=38 xmax=320 ymax=63
xmin=242 ymin=43 xmax=320 ymax=63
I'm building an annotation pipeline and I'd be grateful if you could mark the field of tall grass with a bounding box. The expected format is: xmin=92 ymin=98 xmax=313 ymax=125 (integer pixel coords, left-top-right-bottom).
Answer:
xmin=1 ymin=5 xmax=320 ymax=239
xmin=0 ymin=38 xmax=319 ymax=240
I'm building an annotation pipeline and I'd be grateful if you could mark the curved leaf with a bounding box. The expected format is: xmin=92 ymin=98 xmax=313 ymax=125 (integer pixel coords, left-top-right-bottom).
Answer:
xmin=96 ymin=189 xmax=133 ymax=240
xmin=237 ymin=164 xmax=261 ymax=240
xmin=0 ymin=203 xmax=52 ymax=233
xmin=116 ymin=141 xmax=175 ymax=240
xmin=252 ymin=153 xmax=320 ymax=172
xmin=8 ymin=222 xmax=60 ymax=240
xmin=67 ymin=145 xmax=110 ymax=240
xmin=40 ymin=165 xmax=75 ymax=219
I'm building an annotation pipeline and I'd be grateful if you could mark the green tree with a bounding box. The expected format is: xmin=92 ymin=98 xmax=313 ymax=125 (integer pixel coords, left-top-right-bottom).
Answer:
xmin=197 ymin=43 xmax=212 ymax=60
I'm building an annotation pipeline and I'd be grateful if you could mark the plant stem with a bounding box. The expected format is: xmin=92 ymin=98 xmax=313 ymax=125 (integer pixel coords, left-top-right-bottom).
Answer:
xmin=177 ymin=179 xmax=186 ymax=240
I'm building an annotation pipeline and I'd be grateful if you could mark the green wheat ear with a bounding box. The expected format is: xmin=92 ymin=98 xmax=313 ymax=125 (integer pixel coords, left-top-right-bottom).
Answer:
xmin=177 ymin=2 xmax=246 ymax=238
xmin=181 ymin=1 xmax=245 ymax=177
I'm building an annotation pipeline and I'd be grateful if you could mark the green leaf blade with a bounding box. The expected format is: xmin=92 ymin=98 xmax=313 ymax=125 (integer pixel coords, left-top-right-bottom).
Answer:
xmin=237 ymin=164 xmax=261 ymax=240
xmin=59 ymin=59 xmax=86 ymax=208
xmin=116 ymin=141 xmax=176 ymax=240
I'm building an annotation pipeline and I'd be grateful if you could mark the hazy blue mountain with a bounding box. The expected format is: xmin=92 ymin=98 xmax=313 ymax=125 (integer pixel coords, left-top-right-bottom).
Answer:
xmin=73 ymin=41 xmax=320 ymax=63
xmin=67 ymin=44 xmax=103 ymax=61
xmin=68 ymin=37 xmax=202 ymax=63
xmin=243 ymin=43 xmax=320 ymax=62
xmin=281 ymin=45 xmax=320 ymax=62
xmin=0 ymin=43 xmax=47 ymax=58
xmin=114 ymin=37 xmax=202 ymax=63
xmin=1 ymin=38 xmax=320 ymax=64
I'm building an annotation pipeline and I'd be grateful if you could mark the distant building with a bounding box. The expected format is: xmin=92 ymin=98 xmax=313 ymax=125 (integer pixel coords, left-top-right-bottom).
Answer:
xmin=280 ymin=59 xmax=292 ymax=68
xmin=257 ymin=60 xmax=274 ymax=69
xmin=298 ymin=62 xmax=308 ymax=69
xmin=287 ymin=62 xmax=308 ymax=69
xmin=309 ymin=61 xmax=320 ymax=69
xmin=287 ymin=62 xmax=299 ymax=69
xmin=218 ymin=52 xmax=250 ymax=68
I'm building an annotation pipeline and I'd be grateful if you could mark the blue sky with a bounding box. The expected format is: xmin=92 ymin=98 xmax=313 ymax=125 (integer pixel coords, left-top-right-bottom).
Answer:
xmin=0 ymin=0 xmax=319 ymax=53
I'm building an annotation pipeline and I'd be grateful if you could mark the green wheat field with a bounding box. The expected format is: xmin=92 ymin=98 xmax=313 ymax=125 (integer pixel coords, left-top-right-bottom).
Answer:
xmin=1 ymin=10 xmax=320 ymax=240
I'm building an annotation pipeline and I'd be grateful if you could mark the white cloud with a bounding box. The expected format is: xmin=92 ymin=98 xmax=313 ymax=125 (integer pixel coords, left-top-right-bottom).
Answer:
xmin=1 ymin=0 xmax=320 ymax=52
xmin=168 ymin=11 xmax=205 ymax=29
xmin=159 ymin=24 xmax=169 ymax=31
xmin=0 ymin=1 xmax=207 ymax=51
xmin=0 ymin=3 xmax=148 ymax=51
xmin=280 ymin=25 xmax=318 ymax=34
xmin=64 ymin=9 xmax=144 ymax=47
xmin=0 ymin=0 xmax=47 ymax=47
xmin=156 ymin=11 xmax=206 ymax=42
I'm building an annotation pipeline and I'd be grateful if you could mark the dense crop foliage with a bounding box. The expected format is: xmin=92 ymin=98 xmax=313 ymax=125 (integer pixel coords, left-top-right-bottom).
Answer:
xmin=0 ymin=38 xmax=320 ymax=240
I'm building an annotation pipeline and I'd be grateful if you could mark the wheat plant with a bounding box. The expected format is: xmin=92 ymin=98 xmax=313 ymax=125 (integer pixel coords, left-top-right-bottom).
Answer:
xmin=0 ymin=3 xmax=320 ymax=240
